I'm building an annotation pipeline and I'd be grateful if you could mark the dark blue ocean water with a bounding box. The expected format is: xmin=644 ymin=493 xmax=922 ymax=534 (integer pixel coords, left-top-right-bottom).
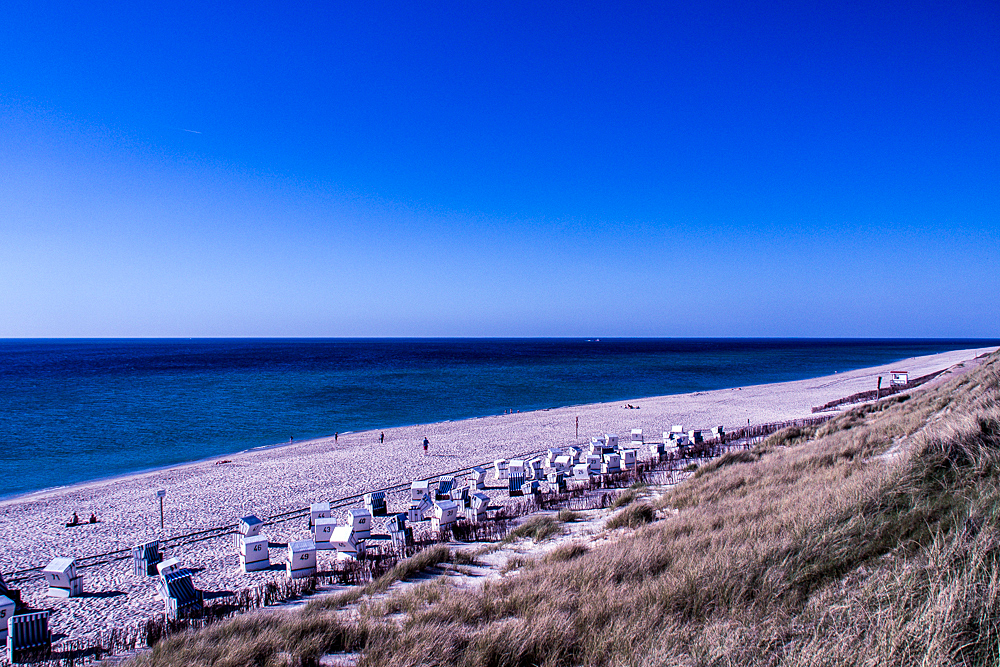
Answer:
xmin=1 ymin=338 xmax=996 ymax=499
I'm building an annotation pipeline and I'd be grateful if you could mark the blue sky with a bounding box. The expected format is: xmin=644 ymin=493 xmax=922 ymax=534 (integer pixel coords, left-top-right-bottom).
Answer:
xmin=1 ymin=1 xmax=997 ymax=337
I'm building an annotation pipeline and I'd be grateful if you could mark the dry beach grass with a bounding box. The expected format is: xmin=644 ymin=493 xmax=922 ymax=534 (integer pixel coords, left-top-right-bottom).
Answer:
xmin=119 ymin=349 xmax=1000 ymax=666
xmin=3 ymin=347 xmax=990 ymax=646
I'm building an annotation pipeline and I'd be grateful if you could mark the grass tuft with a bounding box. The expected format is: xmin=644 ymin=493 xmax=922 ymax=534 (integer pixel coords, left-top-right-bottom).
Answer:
xmin=605 ymin=502 xmax=655 ymax=530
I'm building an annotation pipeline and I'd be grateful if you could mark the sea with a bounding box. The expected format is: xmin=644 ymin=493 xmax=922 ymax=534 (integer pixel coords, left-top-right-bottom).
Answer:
xmin=1 ymin=338 xmax=996 ymax=500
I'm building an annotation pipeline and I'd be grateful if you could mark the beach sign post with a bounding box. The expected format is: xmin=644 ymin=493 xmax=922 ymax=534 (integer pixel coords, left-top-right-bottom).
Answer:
xmin=156 ymin=489 xmax=166 ymax=532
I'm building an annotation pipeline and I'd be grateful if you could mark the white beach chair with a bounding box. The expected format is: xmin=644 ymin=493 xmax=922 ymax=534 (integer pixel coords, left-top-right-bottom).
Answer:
xmin=309 ymin=502 xmax=331 ymax=528
xmin=0 ymin=595 xmax=15 ymax=643
xmin=469 ymin=466 xmax=487 ymax=490
xmin=240 ymin=535 xmax=270 ymax=572
xmin=314 ymin=517 xmax=338 ymax=550
xmin=344 ymin=508 xmax=372 ymax=540
xmin=431 ymin=500 xmax=459 ymax=532
xmin=287 ymin=540 xmax=317 ymax=579
xmin=411 ymin=481 xmax=431 ymax=503
xmin=42 ymin=557 xmax=83 ymax=598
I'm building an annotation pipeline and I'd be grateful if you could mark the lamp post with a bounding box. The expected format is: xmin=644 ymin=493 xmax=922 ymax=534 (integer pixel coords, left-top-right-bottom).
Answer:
xmin=156 ymin=489 xmax=166 ymax=532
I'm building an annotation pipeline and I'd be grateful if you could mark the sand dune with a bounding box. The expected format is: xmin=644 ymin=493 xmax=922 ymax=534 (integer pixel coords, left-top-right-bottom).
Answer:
xmin=0 ymin=345 xmax=993 ymax=642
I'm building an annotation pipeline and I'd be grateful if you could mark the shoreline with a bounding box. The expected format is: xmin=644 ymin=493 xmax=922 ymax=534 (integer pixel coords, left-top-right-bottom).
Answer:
xmin=0 ymin=345 xmax=994 ymax=643
xmin=4 ymin=345 xmax=995 ymax=506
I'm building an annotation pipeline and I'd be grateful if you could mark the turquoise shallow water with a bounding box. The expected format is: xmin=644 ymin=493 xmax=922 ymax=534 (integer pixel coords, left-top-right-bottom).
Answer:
xmin=0 ymin=338 xmax=995 ymax=499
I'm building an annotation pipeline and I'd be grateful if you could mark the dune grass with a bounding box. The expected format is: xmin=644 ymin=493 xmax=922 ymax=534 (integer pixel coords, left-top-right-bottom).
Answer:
xmin=127 ymin=352 xmax=1000 ymax=667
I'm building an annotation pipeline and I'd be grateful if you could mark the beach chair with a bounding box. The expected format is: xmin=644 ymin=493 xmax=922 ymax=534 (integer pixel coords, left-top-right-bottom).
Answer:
xmin=410 ymin=481 xmax=431 ymax=503
xmin=471 ymin=492 xmax=490 ymax=511
xmin=387 ymin=512 xmax=406 ymax=534
xmin=622 ymin=449 xmax=637 ymax=470
xmin=132 ymin=540 xmax=162 ymax=577
xmin=286 ymin=540 xmax=317 ymax=579
xmin=602 ymin=453 xmax=621 ymax=474
xmin=43 ymin=557 xmax=83 ymax=598
xmin=711 ymin=426 xmax=725 ymax=441
xmin=365 ymin=491 xmax=387 ymax=516
xmin=6 ymin=610 xmax=50 ymax=664
xmin=527 ymin=459 xmax=544 ymax=480
xmin=508 ymin=473 xmax=525 ymax=497
xmin=466 ymin=492 xmax=490 ymax=521
xmin=469 ymin=466 xmax=487 ymax=490
xmin=344 ymin=508 xmax=372 ymax=540
xmin=554 ymin=455 xmax=573 ymax=472
xmin=453 ymin=485 xmax=471 ymax=507
xmin=605 ymin=433 xmax=619 ymax=449
xmin=572 ymin=463 xmax=590 ymax=478
xmin=688 ymin=430 xmax=704 ymax=444
xmin=309 ymin=502 xmax=331 ymax=528
xmin=630 ymin=429 xmax=643 ymax=447
xmin=331 ymin=526 xmax=364 ymax=561
xmin=415 ymin=493 xmax=434 ymax=517
xmin=436 ymin=476 xmax=455 ymax=500
xmin=234 ymin=515 xmax=263 ymax=548
xmin=544 ymin=449 xmax=561 ymax=468
xmin=0 ymin=595 xmax=14 ymax=643
xmin=508 ymin=459 xmax=526 ymax=480
xmin=0 ymin=572 xmax=20 ymax=610
xmin=406 ymin=504 xmax=423 ymax=524
xmin=156 ymin=557 xmax=182 ymax=577
xmin=547 ymin=472 xmax=567 ymax=492
xmin=314 ymin=517 xmax=338 ymax=550
xmin=493 ymin=459 xmax=508 ymax=481
xmin=157 ymin=569 xmax=203 ymax=621
xmin=431 ymin=500 xmax=459 ymax=532
xmin=586 ymin=455 xmax=602 ymax=476
xmin=387 ymin=514 xmax=413 ymax=548
xmin=240 ymin=535 xmax=270 ymax=572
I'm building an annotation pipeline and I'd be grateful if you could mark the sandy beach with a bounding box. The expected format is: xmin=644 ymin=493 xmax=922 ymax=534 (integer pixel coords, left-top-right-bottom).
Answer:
xmin=0 ymin=345 xmax=994 ymax=643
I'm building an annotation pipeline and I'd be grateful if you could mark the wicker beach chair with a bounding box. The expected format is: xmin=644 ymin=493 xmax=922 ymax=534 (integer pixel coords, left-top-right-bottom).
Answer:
xmin=132 ymin=540 xmax=162 ymax=577
xmin=365 ymin=491 xmax=387 ymax=516
xmin=157 ymin=569 xmax=203 ymax=620
xmin=436 ymin=476 xmax=455 ymax=500
xmin=7 ymin=610 xmax=51 ymax=664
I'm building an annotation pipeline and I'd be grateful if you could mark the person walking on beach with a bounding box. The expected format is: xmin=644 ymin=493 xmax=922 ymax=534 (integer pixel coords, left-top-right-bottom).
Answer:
xmin=335 ymin=432 xmax=338 ymax=442
xmin=423 ymin=437 xmax=429 ymax=455
xmin=380 ymin=432 xmax=385 ymax=444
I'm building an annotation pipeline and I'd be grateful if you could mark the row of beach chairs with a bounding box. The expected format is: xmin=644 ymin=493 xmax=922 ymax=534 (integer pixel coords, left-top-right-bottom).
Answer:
xmin=5 ymin=431 xmax=727 ymax=641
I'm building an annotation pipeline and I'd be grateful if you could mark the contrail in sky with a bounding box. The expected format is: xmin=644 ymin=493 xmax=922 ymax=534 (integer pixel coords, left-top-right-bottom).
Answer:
xmin=180 ymin=128 xmax=202 ymax=134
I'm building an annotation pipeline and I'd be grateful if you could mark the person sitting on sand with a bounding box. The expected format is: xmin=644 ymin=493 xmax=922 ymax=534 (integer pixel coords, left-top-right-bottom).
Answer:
xmin=89 ymin=513 xmax=97 ymax=524
xmin=68 ymin=512 xmax=79 ymax=527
